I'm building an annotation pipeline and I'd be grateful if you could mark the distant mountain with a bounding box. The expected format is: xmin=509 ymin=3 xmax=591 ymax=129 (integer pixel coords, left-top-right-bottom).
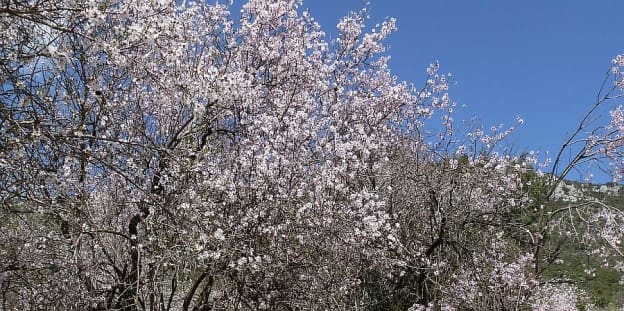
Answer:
xmin=552 ymin=180 xmax=621 ymax=203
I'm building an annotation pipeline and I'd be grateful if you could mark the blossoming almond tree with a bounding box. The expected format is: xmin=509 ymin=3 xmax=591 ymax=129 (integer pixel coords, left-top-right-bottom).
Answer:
xmin=1 ymin=0 xmax=438 ymax=308
xmin=0 ymin=0 xmax=621 ymax=310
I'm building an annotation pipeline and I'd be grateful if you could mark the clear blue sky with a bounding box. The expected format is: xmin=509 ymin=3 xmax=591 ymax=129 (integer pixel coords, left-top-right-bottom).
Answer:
xmin=302 ymin=1 xmax=624 ymax=179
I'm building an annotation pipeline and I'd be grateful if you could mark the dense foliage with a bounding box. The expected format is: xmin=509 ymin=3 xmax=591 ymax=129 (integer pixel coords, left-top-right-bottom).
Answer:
xmin=1 ymin=0 xmax=624 ymax=309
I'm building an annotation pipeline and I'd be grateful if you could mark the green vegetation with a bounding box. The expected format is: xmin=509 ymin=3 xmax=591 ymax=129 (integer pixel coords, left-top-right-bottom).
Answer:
xmin=541 ymin=181 xmax=624 ymax=309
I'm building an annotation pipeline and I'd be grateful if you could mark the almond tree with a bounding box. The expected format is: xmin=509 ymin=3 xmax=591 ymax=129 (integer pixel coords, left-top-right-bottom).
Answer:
xmin=0 ymin=0 xmax=620 ymax=310
xmin=0 ymin=0 xmax=446 ymax=308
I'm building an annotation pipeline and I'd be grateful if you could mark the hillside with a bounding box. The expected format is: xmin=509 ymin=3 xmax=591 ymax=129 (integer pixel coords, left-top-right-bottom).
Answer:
xmin=546 ymin=180 xmax=624 ymax=309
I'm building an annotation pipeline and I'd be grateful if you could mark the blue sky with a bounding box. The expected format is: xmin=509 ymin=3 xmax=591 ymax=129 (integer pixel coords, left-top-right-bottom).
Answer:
xmin=302 ymin=1 xmax=624 ymax=179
